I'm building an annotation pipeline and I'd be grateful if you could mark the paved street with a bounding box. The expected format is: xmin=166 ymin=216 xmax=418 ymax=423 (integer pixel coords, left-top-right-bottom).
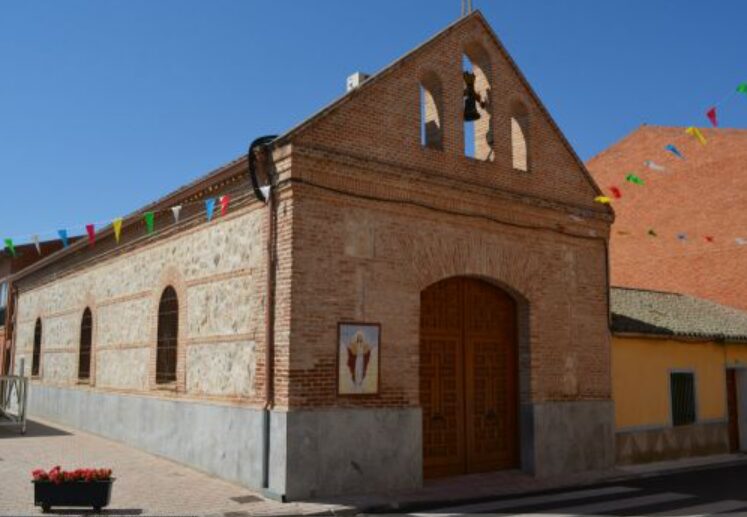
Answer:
xmin=406 ymin=464 xmax=747 ymax=516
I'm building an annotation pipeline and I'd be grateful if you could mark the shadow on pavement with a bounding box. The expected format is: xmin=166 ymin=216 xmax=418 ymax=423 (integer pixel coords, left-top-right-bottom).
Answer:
xmin=0 ymin=419 xmax=71 ymax=438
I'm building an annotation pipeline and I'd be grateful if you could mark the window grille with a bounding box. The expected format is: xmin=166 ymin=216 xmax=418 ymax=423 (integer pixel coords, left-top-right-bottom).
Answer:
xmin=78 ymin=308 xmax=92 ymax=380
xmin=32 ymin=318 xmax=42 ymax=376
xmin=156 ymin=286 xmax=179 ymax=384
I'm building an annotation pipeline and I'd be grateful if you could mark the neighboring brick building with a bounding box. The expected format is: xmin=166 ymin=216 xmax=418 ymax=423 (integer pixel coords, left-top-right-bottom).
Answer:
xmin=587 ymin=125 xmax=747 ymax=311
xmin=7 ymin=12 xmax=614 ymax=499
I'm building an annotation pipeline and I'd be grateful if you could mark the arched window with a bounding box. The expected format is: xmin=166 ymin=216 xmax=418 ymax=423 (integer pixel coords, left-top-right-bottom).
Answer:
xmin=78 ymin=308 xmax=92 ymax=381
xmin=156 ymin=286 xmax=179 ymax=384
xmin=511 ymin=101 xmax=529 ymax=171
xmin=462 ymin=45 xmax=493 ymax=162
xmin=420 ymin=72 xmax=443 ymax=150
xmin=32 ymin=318 xmax=42 ymax=376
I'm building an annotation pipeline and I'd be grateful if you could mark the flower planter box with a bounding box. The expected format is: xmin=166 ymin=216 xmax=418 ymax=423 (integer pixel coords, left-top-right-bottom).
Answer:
xmin=33 ymin=479 xmax=114 ymax=512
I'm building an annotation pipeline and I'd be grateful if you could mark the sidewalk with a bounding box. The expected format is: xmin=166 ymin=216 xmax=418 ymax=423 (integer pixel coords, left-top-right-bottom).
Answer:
xmin=1 ymin=417 xmax=744 ymax=516
xmin=0 ymin=418 xmax=349 ymax=516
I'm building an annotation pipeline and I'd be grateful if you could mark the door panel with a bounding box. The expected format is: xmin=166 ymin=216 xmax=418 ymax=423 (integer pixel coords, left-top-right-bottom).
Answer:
xmin=727 ymin=369 xmax=740 ymax=452
xmin=421 ymin=277 xmax=518 ymax=478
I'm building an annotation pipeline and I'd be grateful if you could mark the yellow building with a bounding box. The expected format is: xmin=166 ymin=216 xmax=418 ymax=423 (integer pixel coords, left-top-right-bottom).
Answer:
xmin=611 ymin=287 xmax=747 ymax=464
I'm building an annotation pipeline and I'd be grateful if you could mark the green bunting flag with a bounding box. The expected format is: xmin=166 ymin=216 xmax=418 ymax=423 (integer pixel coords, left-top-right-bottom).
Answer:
xmin=626 ymin=173 xmax=645 ymax=185
xmin=144 ymin=212 xmax=155 ymax=234
xmin=737 ymin=83 xmax=747 ymax=94
xmin=4 ymin=238 xmax=16 ymax=257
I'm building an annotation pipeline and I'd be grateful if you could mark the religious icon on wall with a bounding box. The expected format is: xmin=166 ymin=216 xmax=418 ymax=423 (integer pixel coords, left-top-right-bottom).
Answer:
xmin=337 ymin=322 xmax=380 ymax=395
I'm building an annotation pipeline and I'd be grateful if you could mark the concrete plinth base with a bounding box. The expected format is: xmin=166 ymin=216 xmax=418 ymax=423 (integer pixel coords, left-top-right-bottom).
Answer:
xmin=527 ymin=400 xmax=616 ymax=477
xmin=28 ymin=384 xmax=265 ymax=488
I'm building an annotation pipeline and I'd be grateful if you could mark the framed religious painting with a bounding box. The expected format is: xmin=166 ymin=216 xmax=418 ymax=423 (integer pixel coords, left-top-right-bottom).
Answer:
xmin=337 ymin=322 xmax=381 ymax=395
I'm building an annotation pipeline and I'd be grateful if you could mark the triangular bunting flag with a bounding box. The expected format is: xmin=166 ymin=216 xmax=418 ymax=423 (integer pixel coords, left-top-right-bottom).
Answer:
xmin=171 ymin=206 xmax=182 ymax=224
xmin=610 ymin=186 xmax=622 ymax=199
xmin=737 ymin=83 xmax=747 ymax=94
xmin=219 ymin=195 xmax=230 ymax=217
xmin=736 ymin=238 xmax=747 ymax=246
xmin=4 ymin=238 xmax=16 ymax=257
xmin=205 ymin=198 xmax=216 ymax=222
xmin=86 ymin=224 xmax=96 ymax=247
xmin=706 ymin=107 xmax=717 ymax=127
xmin=685 ymin=126 xmax=707 ymax=145
xmin=665 ymin=144 xmax=684 ymax=159
xmin=625 ymin=174 xmax=644 ymax=185
xmin=259 ymin=185 xmax=271 ymax=201
xmin=648 ymin=229 xmax=658 ymax=237
xmin=144 ymin=212 xmax=155 ymax=234
xmin=705 ymin=235 xmax=715 ymax=243
xmin=644 ymin=160 xmax=666 ymax=172
xmin=677 ymin=232 xmax=687 ymax=241
xmin=32 ymin=235 xmax=41 ymax=255
xmin=594 ymin=195 xmax=611 ymax=204
xmin=58 ymin=229 xmax=69 ymax=248
xmin=113 ymin=218 xmax=123 ymax=244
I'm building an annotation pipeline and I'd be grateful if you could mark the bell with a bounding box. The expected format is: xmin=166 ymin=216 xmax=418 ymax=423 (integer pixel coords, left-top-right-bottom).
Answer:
xmin=464 ymin=95 xmax=481 ymax=121
xmin=463 ymin=71 xmax=481 ymax=121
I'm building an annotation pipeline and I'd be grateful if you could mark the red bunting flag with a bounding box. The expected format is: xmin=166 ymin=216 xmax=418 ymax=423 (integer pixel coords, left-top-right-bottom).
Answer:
xmin=219 ymin=195 xmax=230 ymax=217
xmin=86 ymin=224 xmax=96 ymax=247
xmin=610 ymin=186 xmax=622 ymax=199
xmin=706 ymin=107 xmax=717 ymax=127
xmin=705 ymin=236 xmax=715 ymax=243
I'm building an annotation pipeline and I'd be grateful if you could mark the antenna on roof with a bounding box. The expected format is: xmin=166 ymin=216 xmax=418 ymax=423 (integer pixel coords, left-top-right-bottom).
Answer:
xmin=461 ymin=0 xmax=473 ymax=16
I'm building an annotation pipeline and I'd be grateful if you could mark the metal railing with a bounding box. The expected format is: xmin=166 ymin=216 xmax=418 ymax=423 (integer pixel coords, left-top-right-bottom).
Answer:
xmin=0 ymin=358 xmax=28 ymax=434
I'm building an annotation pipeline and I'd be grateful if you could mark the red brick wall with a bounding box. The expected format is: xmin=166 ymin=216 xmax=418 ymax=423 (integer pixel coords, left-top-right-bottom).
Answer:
xmin=587 ymin=125 xmax=747 ymax=311
xmin=276 ymin=14 xmax=612 ymax=409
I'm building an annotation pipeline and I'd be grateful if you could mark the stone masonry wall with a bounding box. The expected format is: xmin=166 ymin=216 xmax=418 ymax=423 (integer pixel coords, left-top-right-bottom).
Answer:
xmin=14 ymin=206 xmax=267 ymax=403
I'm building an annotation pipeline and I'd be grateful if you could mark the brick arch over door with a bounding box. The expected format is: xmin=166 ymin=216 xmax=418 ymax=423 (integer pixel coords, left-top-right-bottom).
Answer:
xmin=420 ymin=276 xmax=519 ymax=478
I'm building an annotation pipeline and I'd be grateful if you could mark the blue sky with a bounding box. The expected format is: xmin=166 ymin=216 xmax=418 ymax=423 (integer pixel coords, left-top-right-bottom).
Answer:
xmin=1 ymin=0 xmax=746 ymax=242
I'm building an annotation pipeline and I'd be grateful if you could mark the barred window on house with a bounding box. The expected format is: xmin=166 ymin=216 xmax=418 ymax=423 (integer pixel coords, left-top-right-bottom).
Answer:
xmin=156 ymin=286 xmax=179 ymax=384
xmin=671 ymin=371 xmax=696 ymax=426
xmin=32 ymin=318 xmax=42 ymax=376
xmin=78 ymin=308 xmax=92 ymax=381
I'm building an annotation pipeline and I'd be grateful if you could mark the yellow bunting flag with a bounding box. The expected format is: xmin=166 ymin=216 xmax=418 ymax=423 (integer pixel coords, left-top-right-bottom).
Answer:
xmin=685 ymin=126 xmax=707 ymax=145
xmin=113 ymin=218 xmax=123 ymax=244
xmin=594 ymin=195 xmax=611 ymax=204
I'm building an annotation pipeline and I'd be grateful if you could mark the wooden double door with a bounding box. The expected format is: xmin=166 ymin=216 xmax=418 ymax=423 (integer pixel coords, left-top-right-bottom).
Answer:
xmin=420 ymin=277 xmax=519 ymax=478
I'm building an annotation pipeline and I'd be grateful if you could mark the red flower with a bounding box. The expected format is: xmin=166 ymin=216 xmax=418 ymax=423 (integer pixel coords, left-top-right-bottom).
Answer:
xmin=31 ymin=466 xmax=112 ymax=483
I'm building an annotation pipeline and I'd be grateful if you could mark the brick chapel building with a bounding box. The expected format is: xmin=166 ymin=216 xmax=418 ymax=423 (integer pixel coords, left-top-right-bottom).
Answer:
xmin=6 ymin=12 xmax=614 ymax=500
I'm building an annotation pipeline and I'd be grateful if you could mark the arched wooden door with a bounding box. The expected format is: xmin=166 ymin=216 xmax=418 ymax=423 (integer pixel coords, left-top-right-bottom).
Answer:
xmin=420 ymin=277 xmax=519 ymax=478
